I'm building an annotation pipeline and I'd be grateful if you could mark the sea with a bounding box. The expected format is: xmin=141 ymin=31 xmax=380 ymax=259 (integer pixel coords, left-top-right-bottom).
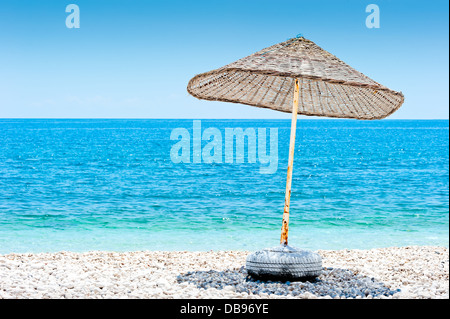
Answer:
xmin=0 ymin=119 xmax=448 ymax=253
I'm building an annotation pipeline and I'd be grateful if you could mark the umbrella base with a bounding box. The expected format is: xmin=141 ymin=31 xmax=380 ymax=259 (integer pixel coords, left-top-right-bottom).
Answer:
xmin=246 ymin=245 xmax=322 ymax=281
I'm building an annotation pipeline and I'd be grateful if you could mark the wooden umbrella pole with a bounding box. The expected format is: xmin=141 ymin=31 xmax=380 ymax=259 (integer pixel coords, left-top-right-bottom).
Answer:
xmin=280 ymin=78 xmax=300 ymax=246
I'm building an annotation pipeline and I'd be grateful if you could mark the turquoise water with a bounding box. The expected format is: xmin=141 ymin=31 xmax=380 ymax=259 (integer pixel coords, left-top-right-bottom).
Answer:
xmin=0 ymin=119 xmax=448 ymax=253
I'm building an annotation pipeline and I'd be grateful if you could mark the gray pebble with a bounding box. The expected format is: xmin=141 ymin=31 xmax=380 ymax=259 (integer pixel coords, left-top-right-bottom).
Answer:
xmin=176 ymin=267 xmax=397 ymax=298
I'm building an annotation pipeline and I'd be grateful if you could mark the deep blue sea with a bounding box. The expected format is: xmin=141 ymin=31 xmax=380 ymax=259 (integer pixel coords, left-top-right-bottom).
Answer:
xmin=0 ymin=119 xmax=448 ymax=253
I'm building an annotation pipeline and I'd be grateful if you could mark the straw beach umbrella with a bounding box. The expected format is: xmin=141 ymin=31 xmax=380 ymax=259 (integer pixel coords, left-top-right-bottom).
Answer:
xmin=187 ymin=35 xmax=404 ymax=280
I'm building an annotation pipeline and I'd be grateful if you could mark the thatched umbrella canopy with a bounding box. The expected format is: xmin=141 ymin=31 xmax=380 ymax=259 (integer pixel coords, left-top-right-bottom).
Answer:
xmin=187 ymin=36 xmax=404 ymax=280
xmin=188 ymin=36 xmax=404 ymax=120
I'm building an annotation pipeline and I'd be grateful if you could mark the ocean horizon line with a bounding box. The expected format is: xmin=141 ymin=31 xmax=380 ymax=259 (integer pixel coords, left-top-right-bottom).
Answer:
xmin=0 ymin=118 xmax=448 ymax=121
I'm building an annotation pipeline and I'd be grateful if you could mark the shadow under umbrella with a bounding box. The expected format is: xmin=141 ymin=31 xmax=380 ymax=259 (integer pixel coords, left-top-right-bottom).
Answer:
xmin=176 ymin=266 xmax=400 ymax=298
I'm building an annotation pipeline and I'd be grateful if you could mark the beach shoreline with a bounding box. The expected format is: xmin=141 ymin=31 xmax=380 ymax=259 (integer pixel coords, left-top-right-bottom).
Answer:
xmin=0 ymin=246 xmax=448 ymax=299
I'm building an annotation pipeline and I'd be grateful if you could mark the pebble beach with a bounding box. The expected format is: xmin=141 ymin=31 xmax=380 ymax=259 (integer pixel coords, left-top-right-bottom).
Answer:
xmin=0 ymin=246 xmax=448 ymax=299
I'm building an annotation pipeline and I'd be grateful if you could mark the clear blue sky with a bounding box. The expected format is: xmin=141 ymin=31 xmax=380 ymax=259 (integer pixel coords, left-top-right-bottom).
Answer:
xmin=0 ymin=0 xmax=448 ymax=119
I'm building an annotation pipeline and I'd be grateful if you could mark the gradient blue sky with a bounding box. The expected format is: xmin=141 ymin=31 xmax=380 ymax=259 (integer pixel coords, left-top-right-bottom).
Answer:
xmin=0 ymin=0 xmax=448 ymax=119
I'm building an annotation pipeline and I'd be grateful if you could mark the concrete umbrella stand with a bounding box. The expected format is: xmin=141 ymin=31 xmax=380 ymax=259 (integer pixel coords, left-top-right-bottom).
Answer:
xmin=187 ymin=35 xmax=404 ymax=282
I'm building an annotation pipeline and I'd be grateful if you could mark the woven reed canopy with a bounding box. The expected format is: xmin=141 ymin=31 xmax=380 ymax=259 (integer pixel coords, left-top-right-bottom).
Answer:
xmin=187 ymin=36 xmax=404 ymax=120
